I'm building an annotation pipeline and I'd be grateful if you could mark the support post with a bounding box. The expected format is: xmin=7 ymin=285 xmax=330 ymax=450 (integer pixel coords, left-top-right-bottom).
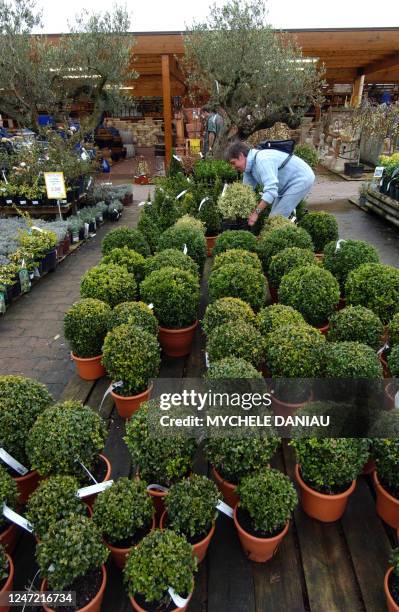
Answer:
xmin=351 ymin=74 xmax=365 ymax=108
xmin=161 ymin=54 xmax=172 ymax=168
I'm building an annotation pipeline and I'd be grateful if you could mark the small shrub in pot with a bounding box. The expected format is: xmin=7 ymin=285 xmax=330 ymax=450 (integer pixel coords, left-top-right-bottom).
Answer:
xmin=101 ymin=227 xmax=150 ymax=257
xmin=197 ymin=198 xmax=222 ymax=236
xmin=345 ymin=263 xmax=399 ymax=324
xmin=388 ymin=346 xmax=399 ymax=377
xmin=0 ymin=466 xmax=18 ymax=530
xmin=256 ymin=304 xmax=305 ymax=337
xmin=327 ymin=306 xmax=384 ymax=350
xmin=213 ymin=230 xmax=257 ymax=256
xmin=294 ymin=144 xmax=319 ymax=169
xmin=108 ymin=302 xmax=158 ymax=336
xmin=323 ymin=239 xmax=379 ymax=292
xmin=268 ymin=246 xmax=317 ymax=288
xmin=298 ymin=211 xmax=338 ymax=253
xmin=259 ymin=215 xmax=291 ymax=237
xmin=266 ymin=324 xmax=326 ymax=377
xmin=202 ymin=297 xmax=256 ymax=336
xmin=386 ymin=548 xmax=399 ymax=609
xmin=389 ymin=313 xmax=399 ymax=346
xmin=324 ymin=341 xmax=383 ymax=379
xmin=174 ymin=215 xmax=205 ymax=234
xmin=80 ymin=263 xmax=137 ymax=308
xmin=257 ymin=225 xmax=314 ymax=273
xmin=205 ymin=357 xmax=263 ymax=379
xmin=372 ymin=439 xmax=399 ymax=499
xmin=143 ymin=248 xmax=199 ymax=279
xmin=206 ymin=321 xmax=265 ymax=368
xmin=101 ymin=247 xmax=146 ymax=282
xmin=212 ymin=248 xmax=262 ymax=273
xmin=64 ymin=298 xmax=111 ymax=358
xmin=157 ymin=225 xmax=206 ymax=270
xmin=208 ymin=263 xmax=267 ymax=312
xmin=216 ymin=182 xmax=257 ymax=220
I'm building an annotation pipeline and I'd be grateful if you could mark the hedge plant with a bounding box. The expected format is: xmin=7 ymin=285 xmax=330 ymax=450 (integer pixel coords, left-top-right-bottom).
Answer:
xmin=0 ymin=465 xmax=18 ymax=530
xmin=26 ymin=475 xmax=86 ymax=539
xmin=324 ymin=341 xmax=383 ymax=379
xmin=323 ymin=239 xmax=379 ymax=292
xmin=294 ymin=144 xmax=318 ymax=169
xmin=37 ymin=516 xmax=109 ymax=591
xmin=268 ymin=247 xmax=317 ymax=288
xmin=208 ymin=263 xmax=266 ymax=312
xmin=206 ymin=322 xmax=265 ymax=368
xmin=102 ymin=324 xmax=160 ymax=397
xmin=388 ymin=346 xmax=399 ymax=377
xmin=256 ymin=304 xmax=305 ymax=337
xmin=299 ymin=211 xmax=338 ymax=253
xmin=202 ymin=297 xmax=256 ymax=336
xmin=137 ymin=206 xmax=160 ymax=253
xmin=64 ymin=299 xmax=111 ymax=358
xmin=212 ymin=230 xmax=257 ymax=256
xmin=197 ymin=198 xmax=222 ymax=236
xmin=101 ymin=227 xmax=150 ymax=257
xmin=257 ymin=225 xmax=314 ymax=273
xmin=372 ymin=439 xmax=399 ymax=497
xmin=259 ymin=215 xmax=291 ymax=237
xmin=157 ymin=225 xmax=206 ymax=270
xmin=26 ymin=401 xmax=107 ymax=479
xmin=205 ymin=357 xmax=263 ymax=379
xmin=237 ymin=468 xmax=297 ymax=535
xmin=327 ymin=306 xmax=384 ymax=350
xmin=217 ymin=182 xmax=257 ymax=220
xmin=101 ymin=247 xmax=146 ymax=282
xmin=92 ymin=478 xmax=153 ymax=545
xmin=174 ymin=215 xmax=205 ymax=234
xmin=80 ymin=264 xmax=137 ymax=308
xmin=0 ymin=544 xmax=8 ymax=581
xmin=345 ymin=263 xmax=399 ymax=324
xmin=212 ymin=248 xmax=262 ymax=273
xmin=143 ymin=248 xmax=199 ymax=279
xmin=290 ymin=438 xmax=369 ymax=494
xmin=0 ymin=375 xmax=52 ymax=466
xmin=266 ymin=324 xmax=326 ymax=377
xmin=108 ymin=302 xmax=158 ymax=336
xmin=389 ymin=313 xmax=399 ymax=346
xmin=194 ymin=158 xmax=238 ymax=182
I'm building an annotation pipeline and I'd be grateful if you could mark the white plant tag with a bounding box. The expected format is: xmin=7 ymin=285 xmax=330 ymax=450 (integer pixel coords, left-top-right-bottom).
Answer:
xmin=183 ymin=243 xmax=188 ymax=255
xmin=205 ymin=352 xmax=210 ymax=367
xmin=290 ymin=216 xmax=297 ymax=223
xmin=374 ymin=166 xmax=384 ymax=179
xmin=99 ymin=381 xmax=123 ymax=412
xmin=216 ymin=500 xmax=234 ymax=518
xmin=176 ymin=189 xmax=188 ymax=200
xmin=72 ymin=232 xmax=79 ymax=243
xmin=0 ymin=292 xmax=5 ymax=314
xmin=199 ymin=152 xmax=203 ymax=159
xmin=77 ymin=480 xmax=114 ymax=499
xmin=2 ymin=504 xmax=33 ymax=533
xmin=199 ymin=197 xmax=209 ymax=211
xmin=168 ymin=588 xmax=189 ymax=609
xmin=173 ymin=155 xmax=182 ymax=162
xmin=33 ymin=267 xmax=40 ymax=278
xmin=147 ymin=484 xmax=169 ymax=493
xmin=0 ymin=448 xmax=28 ymax=475
xmin=395 ymin=391 xmax=399 ymax=410
xmin=377 ymin=342 xmax=389 ymax=357
xmin=138 ymin=201 xmax=146 ymax=207
xmin=335 ymin=239 xmax=346 ymax=253
xmin=148 ymin=303 xmax=154 ymax=310
xmin=31 ymin=226 xmax=44 ymax=233
xmin=6 ymin=199 xmax=12 ymax=204
xmin=84 ymin=223 xmax=89 ymax=239
xmin=221 ymin=183 xmax=228 ymax=197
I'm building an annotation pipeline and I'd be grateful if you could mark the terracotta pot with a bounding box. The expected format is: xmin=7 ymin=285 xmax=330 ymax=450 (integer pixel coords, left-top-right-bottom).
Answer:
xmin=158 ymin=321 xmax=198 ymax=357
xmin=14 ymin=469 xmax=40 ymax=505
xmin=105 ymin=515 xmax=156 ymax=569
xmin=84 ymin=454 xmax=112 ymax=508
xmin=268 ymin=282 xmax=278 ymax=304
xmin=206 ymin=235 xmax=218 ymax=257
xmin=0 ymin=522 xmax=20 ymax=555
xmin=271 ymin=392 xmax=312 ymax=418
xmin=315 ymin=322 xmax=329 ymax=336
xmin=337 ymin=296 xmax=346 ymax=311
xmin=72 ymin=353 xmax=106 ymax=381
xmin=295 ymin=464 xmax=356 ymax=522
xmin=233 ymin=505 xmax=289 ymax=563
xmin=362 ymin=456 xmax=376 ymax=475
xmin=129 ymin=591 xmax=192 ymax=612
xmin=147 ymin=487 xmax=168 ymax=524
xmin=41 ymin=564 xmax=107 ymax=612
xmin=159 ymin=512 xmax=215 ymax=563
xmin=384 ymin=567 xmax=399 ymax=612
xmin=315 ymin=253 xmax=324 ymax=261
xmin=373 ymin=470 xmax=399 ymax=529
xmin=111 ymin=385 xmax=152 ymax=419
xmin=0 ymin=554 xmax=14 ymax=612
xmin=212 ymin=467 xmax=238 ymax=508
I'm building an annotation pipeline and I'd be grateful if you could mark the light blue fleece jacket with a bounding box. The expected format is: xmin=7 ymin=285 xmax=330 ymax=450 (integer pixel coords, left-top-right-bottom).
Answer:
xmin=243 ymin=148 xmax=315 ymax=204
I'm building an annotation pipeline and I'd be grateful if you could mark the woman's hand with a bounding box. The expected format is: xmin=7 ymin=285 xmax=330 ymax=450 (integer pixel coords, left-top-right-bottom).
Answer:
xmin=248 ymin=210 xmax=259 ymax=226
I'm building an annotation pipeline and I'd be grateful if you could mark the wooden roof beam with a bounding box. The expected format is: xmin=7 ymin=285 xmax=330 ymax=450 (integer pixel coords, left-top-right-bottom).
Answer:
xmin=168 ymin=54 xmax=186 ymax=86
xmin=363 ymin=52 xmax=399 ymax=76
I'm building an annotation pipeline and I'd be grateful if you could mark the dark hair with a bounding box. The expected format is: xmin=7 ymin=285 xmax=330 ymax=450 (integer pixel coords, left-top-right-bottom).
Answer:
xmin=226 ymin=141 xmax=250 ymax=160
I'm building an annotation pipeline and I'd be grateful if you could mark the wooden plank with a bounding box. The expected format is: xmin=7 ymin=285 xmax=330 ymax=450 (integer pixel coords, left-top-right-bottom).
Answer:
xmin=86 ymin=376 xmax=115 ymax=421
xmin=59 ymin=373 xmax=95 ymax=403
xmin=102 ymin=560 xmax=132 ymax=612
xmin=103 ymin=411 xmax=132 ymax=480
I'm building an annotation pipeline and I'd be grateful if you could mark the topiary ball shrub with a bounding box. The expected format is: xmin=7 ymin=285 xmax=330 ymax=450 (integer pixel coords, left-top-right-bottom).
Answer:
xmin=217 ymin=182 xmax=257 ymax=220
xmin=197 ymin=198 xmax=222 ymax=236
xmin=26 ymin=401 xmax=107 ymax=479
xmin=92 ymin=478 xmax=153 ymax=546
xmin=102 ymin=324 xmax=160 ymax=396
xmin=108 ymin=301 xmax=158 ymax=336
xmin=327 ymin=306 xmax=384 ymax=350
xmin=37 ymin=516 xmax=109 ymax=591
xmin=208 ymin=263 xmax=266 ymax=312
xmin=299 ymin=211 xmax=338 ymax=253
xmin=212 ymin=248 xmax=262 ymax=273
xmin=80 ymin=264 xmax=137 ymax=308
xmin=174 ymin=215 xmax=205 ymax=234
xmin=323 ymin=239 xmax=379 ymax=292
xmin=206 ymin=322 xmax=265 ymax=368
xmin=205 ymin=357 xmax=263 ymax=379
xmin=194 ymin=158 xmax=238 ymax=183
xmin=26 ymin=475 xmax=86 ymax=539
xmin=101 ymin=247 xmax=146 ymax=282
xmin=237 ymin=468 xmax=297 ymax=535
xmin=259 ymin=215 xmax=291 ymax=237
xmin=266 ymin=324 xmax=326 ymax=377
xmin=140 ymin=267 xmax=200 ymax=329
xmin=157 ymin=225 xmax=206 ymax=270
xmin=0 ymin=465 xmax=18 ymax=530
xmin=388 ymin=345 xmax=399 ymax=377
xmin=268 ymin=247 xmax=317 ymax=288
xmin=388 ymin=313 xmax=399 ymax=346
xmin=101 ymin=227 xmax=150 ymax=257
xmin=202 ymin=297 xmax=256 ymax=336
xmin=0 ymin=375 xmax=53 ymax=466
xmin=257 ymin=225 xmax=314 ymax=273
xmin=212 ymin=230 xmax=257 ymax=256
xmin=143 ymin=248 xmax=199 ymax=279
xmin=372 ymin=438 xmax=399 ymax=498
xmin=123 ymin=529 xmax=197 ymax=606
xmin=294 ymin=144 xmax=319 ymax=169
xmin=345 ymin=263 xmax=399 ymax=324
xmin=64 ymin=298 xmax=111 ymax=358
xmin=256 ymin=304 xmax=305 ymax=337
xmin=324 ymin=341 xmax=383 ymax=379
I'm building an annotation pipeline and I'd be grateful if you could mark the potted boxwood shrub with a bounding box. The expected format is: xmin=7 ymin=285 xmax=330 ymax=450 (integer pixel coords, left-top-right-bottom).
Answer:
xmin=101 ymin=227 xmax=150 ymax=257
xmin=205 ymin=357 xmax=263 ymax=380
xmin=0 ymin=543 xmax=14 ymax=606
xmin=385 ymin=548 xmax=399 ymax=612
xmin=157 ymin=225 xmax=206 ymax=271
xmin=101 ymin=247 xmax=146 ymax=283
xmin=80 ymin=263 xmax=137 ymax=308
xmin=256 ymin=225 xmax=314 ymax=274
xmin=298 ymin=211 xmax=339 ymax=255
xmin=234 ymin=468 xmax=297 ymax=562
xmin=206 ymin=321 xmax=265 ymax=369
xmin=123 ymin=529 xmax=197 ymax=612
xmin=174 ymin=215 xmax=205 ymax=235
xmin=0 ymin=466 xmax=19 ymax=553
xmin=137 ymin=206 xmax=160 ymax=253
xmin=208 ymin=263 xmax=267 ymax=312
xmin=389 ymin=313 xmax=399 ymax=345
xmin=64 ymin=299 xmax=111 ymax=380
xmin=290 ymin=438 xmax=369 ymax=522
xmin=324 ymin=341 xmax=383 ymax=378
xmin=212 ymin=248 xmax=262 ymax=273
xmin=327 ymin=306 xmax=384 ymax=350
xmin=202 ymin=297 xmax=256 ymax=337
xmin=279 ymin=265 xmax=340 ymax=330
xmin=143 ymin=248 xmax=199 ymax=279
xmin=323 ymin=239 xmax=379 ymax=299
xmin=204 ymin=436 xmax=280 ymax=508
xmin=259 ymin=215 xmax=291 ymax=237
xmin=346 ymin=263 xmax=399 ymax=325
xmin=197 ymin=198 xmax=222 ymax=256
xmin=268 ymin=246 xmax=317 ymax=301
xmin=140 ymin=267 xmax=200 ymax=357
xmin=92 ymin=478 xmax=155 ymax=568
xmin=372 ymin=438 xmax=399 ymax=529
xmin=102 ymin=324 xmax=161 ymax=418
xmin=37 ymin=516 xmax=109 ymax=612
xmin=108 ymin=302 xmax=158 ymax=336
xmin=256 ymin=304 xmax=305 ymax=338
xmin=212 ymin=230 xmax=257 ymax=256
xmin=161 ymin=475 xmax=219 ymax=563
xmin=216 ymin=182 xmax=257 ymax=230
xmin=0 ymin=375 xmax=52 ymax=504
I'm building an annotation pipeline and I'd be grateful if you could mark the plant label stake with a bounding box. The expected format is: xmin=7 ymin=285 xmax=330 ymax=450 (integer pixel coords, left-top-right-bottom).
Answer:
xmin=147 ymin=484 xmax=169 ymax=493
xmin=173 ymin=155 xmax=183 ymax=162
xmin=99 ymin=381 xmax=124 ymax=413
xmin=168 ymin=588 xmax=190 ymax=609
xmin=221 ymin=183 xmax=228 ymax=197
xmin=216 ymin=500 xmax=234 ymax=518
xmin=176 ymin=189 xmax=188 ymax=200
xmin=205 ymin=352 xmax=210 ymax=368
xmin=84 ymin=223 xmax=89 ymax=239
xmin=76 ymin=480 xmax=114 ymax=499
xmin=31 ymin=226 xmax=44 ymax=233
xmin=395 ymin=391 xmax=399 ymax=410
xmin=0 ymin=448 xmax=28 ymax=476
xmin=148 ymin=303 xmax=154 ymax=310
xmin=0 ymin=292 xmax=5 ymax=315
xmin=2 ymin=504 xmax=33 ymax=533
xmin=335 ymin=239 xmax=346 ymax=253
xmin=183 ymin=243 xmax=188 ymax=255
xmin=199 ymin=197 xmax=209 ymax=211
xmin=76 ymin=460 xmax=98 ymax=485
xmin=19 ymin=260 xmax=31 ymax=294
xmin=290 ymin=215 xmax=297 ymax=223
xmin=377 ymin=342 xmax=389 ymax=357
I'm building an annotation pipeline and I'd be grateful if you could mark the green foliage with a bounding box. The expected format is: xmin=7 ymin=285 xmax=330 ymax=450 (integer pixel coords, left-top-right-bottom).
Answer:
xmin=257 ymin=225 xmax=314 ymax=273
xmin=294 ymin=144 xmax=319 ymax=169
xmin=123 ymin=529 xmax=196 ymax=604
xmin=213 ymin=230 xmax=257 ymax=255
xmin=26 ymin=476 xmax=86 ymax=539
xmin=217 ymin=182 xmax=257 ymax=219
xmin=388 ymin=346 xmax=399 ymax=377
xmin=37 ymin=516 xmax=109 ymax=591
xmin=268 ymin=246 xmax=316 ymax=288
xmin=140 ymin=267 xmax=200 ymax=329
xmin=108 ymin=302 xmax=158 ymax=336
xmin=157 ymin=225 xmax=207 ymax=270
xmin=197 ymin=198 xmax=223 ymax=236
xmin=64 ymin=298 xmax=111 ymax=358
xmin=144 ymin=249 xmax=199 ymax=279
xmin=259 ymin=215 xmax=291 ymax=237
xmin=324 ymin=341 xmax=383 ymax=378
xmin=0 ymin=465 xmax=18 ymax=529
xmin=0 ymin=544 xmax=8 ymax=581
xmin=208 ymin=263 xmax=266 ymax=312
xmin=26 ymin=401 xmax=107 ymax=478
xmin=346 ymin=263 xmax=399 ymax=324
xmin=390 ymin=548 xmax=399 ymax=576
xmin=266 ymin=324 xmax=326 ymax=377
xmin=256 ymin=304 xmax=305 ymax=337
xmin=323 ymin=239 xmax=379 ymax=292
xmin=124 ymin=401 xmax=197 ymax=487
xmin=290 ymin=438 xmax=369 ymax=494
xmin=389 ymin=313 xmax=399 ymax=346
xmin=101 ymin=227 xmax=150 ymax=257
xmin=175 ymin=215 xmax=206 ymax=234
xmin=101 ymin=247 xmax=146 ymax=283
xmin=212 ymin=248 xmax=262 ymax=273
xmin=202 ymin=297 xmax=256 ymax=336
xmin=80 ymin=263 xmax=137 ymax=308
xmin=237 ymin=468 xmax=297 ymax=533
xmin=327 ymin=306 xmax=384 ymax=350
xmin=372 ymin=439 xmax=399 ymax=495
xmin=0 ymin=375 xmax=52 ymax=466
xmin=194 ymin=159 xmax=238 ymax=182
xmin=299 ymin=211 xmax=338 ymax=253
xmin=205 ymin=357 xmax=262 ymax=379
xmin=152 ymin=191 xmax=181 ymax=233
xmin=137 ymin=206 xmax=160 ymax=253
xmin=165 ymin=475 xmax=219 ymax=540
xmin=207 ymin=321 xmax=265 ymax=367
xmin=102 ymin=324 xmax=160 ymax=396
xmin=92 ymin=478 xmax=153 ymax=544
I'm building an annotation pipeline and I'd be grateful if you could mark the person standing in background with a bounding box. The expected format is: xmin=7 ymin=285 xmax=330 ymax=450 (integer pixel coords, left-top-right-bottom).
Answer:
xmin=201 ymin=105 xmax=224 ymax=157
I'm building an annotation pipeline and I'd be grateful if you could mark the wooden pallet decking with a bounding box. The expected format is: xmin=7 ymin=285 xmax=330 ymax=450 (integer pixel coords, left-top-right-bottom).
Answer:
xmin=9 ymin=259 xmax=399 ymax=612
